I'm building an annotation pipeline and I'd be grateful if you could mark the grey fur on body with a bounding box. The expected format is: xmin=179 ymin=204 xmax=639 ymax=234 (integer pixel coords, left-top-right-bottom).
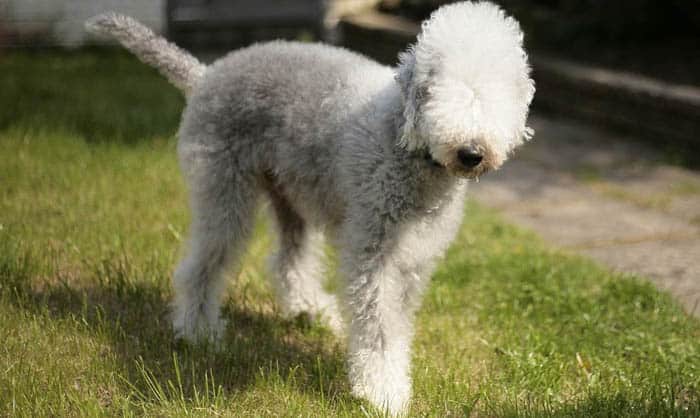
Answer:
xmin=86 ymin=3 xmax=534 ymax=414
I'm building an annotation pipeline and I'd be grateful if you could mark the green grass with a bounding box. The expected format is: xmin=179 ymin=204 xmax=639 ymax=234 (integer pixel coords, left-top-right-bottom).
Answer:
xmin=1 ymin=49 xmax=699 ymax=417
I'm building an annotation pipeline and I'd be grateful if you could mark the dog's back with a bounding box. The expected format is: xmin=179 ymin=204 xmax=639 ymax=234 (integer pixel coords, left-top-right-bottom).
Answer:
xmin=191 ymin=40 xmax=394 ymax=143
xmin=179 ymin=41 xmax=398 ymax=226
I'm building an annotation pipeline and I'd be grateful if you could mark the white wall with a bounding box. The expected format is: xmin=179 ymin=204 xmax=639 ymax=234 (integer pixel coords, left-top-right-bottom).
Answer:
xmin=1 ymin=0 xmax=165 ymax=46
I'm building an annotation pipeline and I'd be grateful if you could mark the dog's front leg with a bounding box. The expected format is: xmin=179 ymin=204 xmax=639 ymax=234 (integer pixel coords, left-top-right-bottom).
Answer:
xmin=341 ymin=230 xmax=416 ymax=415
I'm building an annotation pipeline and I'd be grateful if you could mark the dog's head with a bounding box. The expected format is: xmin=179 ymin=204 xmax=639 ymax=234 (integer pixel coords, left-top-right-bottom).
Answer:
xmin=396 ymin=1 xmax=535 ymax=178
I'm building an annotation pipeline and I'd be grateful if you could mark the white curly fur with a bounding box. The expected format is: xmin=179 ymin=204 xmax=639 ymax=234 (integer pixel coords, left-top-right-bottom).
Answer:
xmin=398 ymin=2 xmax=535 ymax=172
xmin=87 ymin=2 xmax=534 ymax=415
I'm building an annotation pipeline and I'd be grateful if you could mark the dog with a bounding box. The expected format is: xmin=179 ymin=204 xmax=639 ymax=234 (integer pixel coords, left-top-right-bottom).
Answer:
xmin=86 ymin=2 xmax=534 ymax=414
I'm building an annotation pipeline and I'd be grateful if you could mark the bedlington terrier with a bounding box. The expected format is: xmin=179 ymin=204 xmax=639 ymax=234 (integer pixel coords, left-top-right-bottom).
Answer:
xmin=87 ymin=2 xmax=534 ymax=414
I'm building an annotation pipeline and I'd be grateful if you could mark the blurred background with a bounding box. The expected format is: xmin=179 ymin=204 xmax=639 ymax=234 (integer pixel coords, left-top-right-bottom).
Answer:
xmin=1 ymin=0 xmax=698 ymax=148
xmin=1 ymin=1 xmax=699 ymax=311
xmin=2 ymin=0 xmax=698 ymax=82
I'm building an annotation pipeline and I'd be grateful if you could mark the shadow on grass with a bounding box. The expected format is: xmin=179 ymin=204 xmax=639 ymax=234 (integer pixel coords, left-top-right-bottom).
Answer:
xmin=7 ymin=263 xmax=350 ymax=410
xmin=0 ymin=48 xmax=184 ymax=144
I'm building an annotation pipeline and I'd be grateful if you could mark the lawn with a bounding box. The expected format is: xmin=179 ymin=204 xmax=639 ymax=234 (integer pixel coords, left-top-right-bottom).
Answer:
xmin=1 ymin=49 xmax=698 ymax=417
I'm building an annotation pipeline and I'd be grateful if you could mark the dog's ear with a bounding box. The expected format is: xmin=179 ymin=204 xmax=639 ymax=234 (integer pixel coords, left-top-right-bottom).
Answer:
xmin=395 ymin=48 xmax=422 ymax=150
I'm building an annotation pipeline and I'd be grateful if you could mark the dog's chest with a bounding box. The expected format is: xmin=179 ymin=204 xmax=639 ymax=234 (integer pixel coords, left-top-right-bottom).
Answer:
xmin=394 ymin=185 xmax=467 ymax=270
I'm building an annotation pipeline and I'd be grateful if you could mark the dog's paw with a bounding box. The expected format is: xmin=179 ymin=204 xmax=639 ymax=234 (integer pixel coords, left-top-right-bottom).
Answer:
xmin=352 ymin=379 xmax=410 ymax=416
xmin=172 ymin=308 xmax=227 ymax=348
xmin=349 ymin=348 xmax=411 ymax=416
xmin=313 ymin=294 xmax=346 ymax=336
xmin=280 ymin=292 xmax=346 ymax=336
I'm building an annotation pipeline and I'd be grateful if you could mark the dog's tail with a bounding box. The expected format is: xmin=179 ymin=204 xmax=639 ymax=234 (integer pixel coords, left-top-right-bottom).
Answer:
xmin=86 ymin=12 xmax=205 ymax=95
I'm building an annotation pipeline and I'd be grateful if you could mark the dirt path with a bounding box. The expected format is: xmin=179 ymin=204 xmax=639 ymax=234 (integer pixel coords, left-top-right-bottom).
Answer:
xmin=471 ymin=114 xmax=700 ymax=315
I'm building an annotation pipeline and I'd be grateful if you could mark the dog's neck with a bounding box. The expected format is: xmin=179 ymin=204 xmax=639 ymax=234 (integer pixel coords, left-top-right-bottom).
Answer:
xmin=376 ymin=87 xmax=467 ymax=215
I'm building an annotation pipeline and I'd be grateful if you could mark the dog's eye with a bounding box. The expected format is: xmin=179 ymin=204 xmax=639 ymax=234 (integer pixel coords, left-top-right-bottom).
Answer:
xmin=416 ymin=86 xmax=430 ymax=100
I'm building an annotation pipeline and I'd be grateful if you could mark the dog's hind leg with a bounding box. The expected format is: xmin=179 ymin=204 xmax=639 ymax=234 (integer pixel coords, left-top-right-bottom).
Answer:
xmin=266 ymin=189 xmax=344 ymax=334
xmin=172 ymin=147 xmax=258 ymax=343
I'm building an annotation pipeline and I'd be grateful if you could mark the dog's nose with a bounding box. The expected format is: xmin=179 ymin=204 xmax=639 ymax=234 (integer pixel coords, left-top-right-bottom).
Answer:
xmin=457 ymin=149 xmax=483 ymax=168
